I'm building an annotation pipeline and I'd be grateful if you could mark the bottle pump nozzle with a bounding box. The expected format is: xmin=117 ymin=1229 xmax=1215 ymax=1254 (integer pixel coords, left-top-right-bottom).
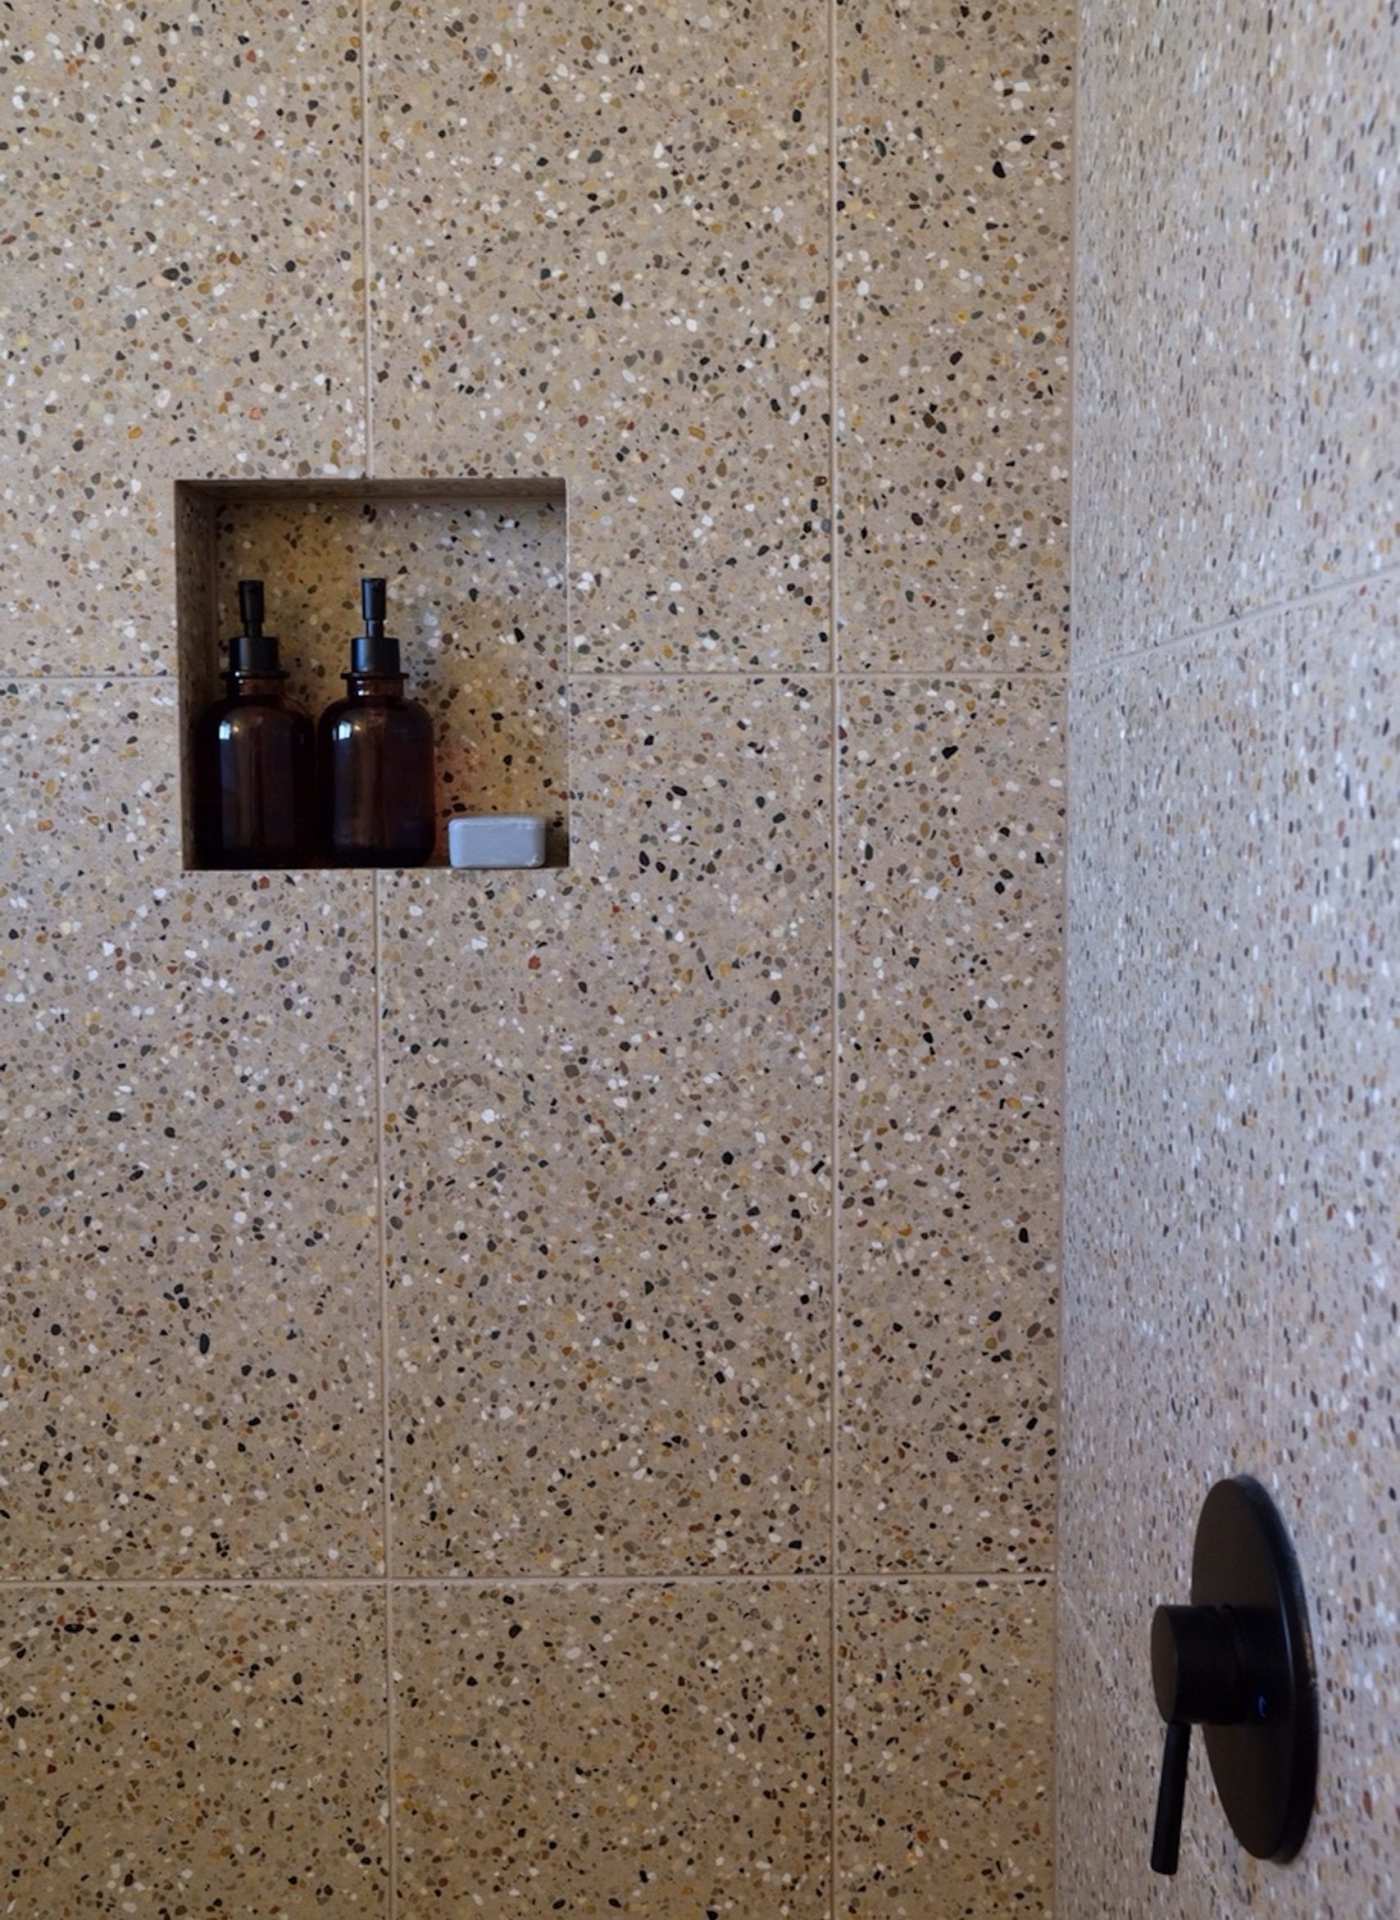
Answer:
xmin=238 ymin=578 xmax=265 ymax=637
xmin=350 ymin=577 xmax=401 ymax=675
xmin=228 ymin=579 xmax=283 ymax=676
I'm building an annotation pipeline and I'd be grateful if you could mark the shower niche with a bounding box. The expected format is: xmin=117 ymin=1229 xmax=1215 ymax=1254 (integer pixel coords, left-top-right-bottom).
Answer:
xmin=174 ymin=476 xmax=569 ymax=871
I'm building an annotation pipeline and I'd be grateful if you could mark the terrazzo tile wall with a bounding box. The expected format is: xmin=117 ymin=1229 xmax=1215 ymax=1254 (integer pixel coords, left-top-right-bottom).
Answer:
xmin=1061 ymin=2 xmax=1397 ymax=1915
xmin=0 ymin=2 xmax=1070 ymax=1914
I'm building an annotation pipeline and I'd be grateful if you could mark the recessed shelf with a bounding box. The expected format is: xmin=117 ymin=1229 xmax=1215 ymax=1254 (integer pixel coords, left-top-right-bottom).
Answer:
xmin=175 ymin=477 xmax=569 ymax=871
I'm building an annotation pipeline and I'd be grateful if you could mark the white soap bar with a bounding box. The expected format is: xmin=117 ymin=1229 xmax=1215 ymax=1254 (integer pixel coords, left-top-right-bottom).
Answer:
xmin=448 ymin=813 xmax=548 ymax=869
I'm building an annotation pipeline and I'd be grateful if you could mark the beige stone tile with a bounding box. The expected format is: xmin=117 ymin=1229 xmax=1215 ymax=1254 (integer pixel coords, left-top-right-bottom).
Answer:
xmin=0 ymin=1583 xmax=388 ymax=1915
xmin=0 ymin=4 xmax=366 ymax=676
xmin=1073 ymin=2 xmax=1299 ymax=659
xmin=837 ymin=679 xmax=1063 ymax=1572
xmin=211 ymin=491 xmax=569 ymax=847
xmin=1062 ymin=667 xmax=1125 ymax=1367
xmin=836 ymin=0 xmax=1074 ymax=672
xmin=1075 ymin=0 xmax=1397 ymax=660
xmin=1060 ymin=670 xmax=1130 ymax=1617
xmin=1286 ymin=4 xmax=1398 ymax=588
xmin=1058 ymin=1304 xmax=1240 ymax=1706
xmin=1056 ymin=1598 xmax=1239 ymax=1920
xmin=1065 ymin=628 xmax=1282 ymax=1656
xmin=368 ymin=0 xmax=830 ymax=671
xmin=382 ymin=677 xmax=832 ymax=1574
xmin=837 ymin=1577 xmax=1052 ymax=1916
xmin=392 ymin=1579 xmax=829 ymax=1916
xmin=1268 ymin=577 xmax=1399 ymax=1919
xmin=1115 ymin=625 xmax=1282 ymax=1441
xmin=0 ymin=680 xmax=382 ymax=1576
xmin=1068 ymin=1581 xmax=1309 ymax=1920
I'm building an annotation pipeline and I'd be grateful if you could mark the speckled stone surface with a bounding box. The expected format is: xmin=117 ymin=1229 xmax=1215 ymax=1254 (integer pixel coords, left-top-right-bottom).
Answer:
xmin=0 ymin=0 xmax=1077 ymax=1904
xmin=1075 ymin=0 xmax=1397 ymax=667
xmin=0 ymin=2 xmax=365 ymax=677
xmin=1066 ymin=6 xmax=1398 ymax=1914
xmin=838 ymin=1578 xmax=1053 ymax=1916
xmin=392 ymin=1579 xmax=829 ymax=1916
xmin=368 ymin=0 xmax=831 ymax=671
xmin=382 ymin=677 xmax=833 ymax=1574
xmin=0 ymin=680 xmax=383 ymax=1576
xmin=1056 ymin=1597 xmax=1230 ymax=1919
xmin=1268 ymin=576 xmax=1398 ymax=1919
xmin=0 ymin=1583 xmax=388 ymax=1914
xmin=1060 ymin=668 xmax=1122 ymax=1377
xmin=838 ymin=679 xmax=1062 ymax=1573
xmin=212 ymin=491 xmax=569 ymax=841
xmin=1289 ymin=3 xmax=1399 ymax=589
xmin=1075 ymin=2 xmax=1300 ymax=656
xmin=1115 ymin=623 xmax=1281 ymax=1458
xmin=1061 ymin=622 xmax=1302 ymax=1860
xmin=836 ymin=0 xmax=1074 ymax=672
xmin=1060 ymin=645 xmax=1290 ymax=1651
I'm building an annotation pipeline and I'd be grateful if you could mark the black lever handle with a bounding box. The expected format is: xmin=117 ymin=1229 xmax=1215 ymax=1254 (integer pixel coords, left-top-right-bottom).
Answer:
xmin=1151 ymin=1721 xmax=1190 ymax=1874
xmin=1147 ymin=1477 xmax=1317 ymax=1878
xmin=1149 ymin=1605 xmax=1240 ymax=1878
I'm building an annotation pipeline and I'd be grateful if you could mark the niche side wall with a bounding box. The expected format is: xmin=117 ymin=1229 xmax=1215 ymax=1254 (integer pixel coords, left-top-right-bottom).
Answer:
xmin=1061 ymin=1 xmax=1396 ymax=1914
xmin=0 ymin=3 xmax=1071 ymax=1913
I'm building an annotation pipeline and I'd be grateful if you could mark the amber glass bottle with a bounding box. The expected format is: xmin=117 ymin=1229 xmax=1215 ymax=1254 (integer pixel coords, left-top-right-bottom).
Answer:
xmin=319 ymin=578 xmax=437 ymax=866
xmin=193 ymin=580 xmax=314 ymax=868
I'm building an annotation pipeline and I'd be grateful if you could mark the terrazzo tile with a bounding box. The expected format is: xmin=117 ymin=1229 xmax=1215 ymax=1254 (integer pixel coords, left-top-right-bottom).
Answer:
xmin=1073 ymin=1 xmax=1299 ymax=658
xmin=1287 ymin=2 xmax=1399 ymax=589
xmin=1068 ymin=627 xmax=1282 ymax=1657
xmin=1268 ymin=576 xmax=1399 ymax=1919
xmin=1060 ymin=687 xmax=1134 ymax=1628
xmin=1069 ymin=1574 xmax=1305 ymax=1920
xmin=837 ymin=1577 xmax=1052 ymax=1916
xmin=1061 ymin=666 xmax=1124 ymax=1374
xmin=0 ymin=1582 xmax=388 ymax=1916
xmin=392 ymin=1579 xmax=829 ymax=1916
xmin=382 ymin=677 xmax=832 ymax=1574
xmin=1055 ymin=1598 xmax=1228 ymax=1920
xmin=1068 ymin=7 xmax=1399 ymax=1913
xmin=0 ymin=2 xmax=365 ymax=676
xmin=1116 ymin=628 xmax=1281 ymax=1404
xmin=368 ymin=0 xmax=830 ymax=671
xmin=1056 ymin=1302 xmax=1243 ymax=1720
xmin=0 ymin=679 xmax=382 ymax=1576
xmin=838 ymin=679 xmax=1063 ymax=1572
xmin=211 ymin=491 xmax=569 ymax=843
xmin=836 ymin=0 xmax=1074 ymax=672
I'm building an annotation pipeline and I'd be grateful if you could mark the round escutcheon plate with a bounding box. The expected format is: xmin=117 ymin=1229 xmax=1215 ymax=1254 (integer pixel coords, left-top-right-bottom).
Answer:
xmin=1192 ymin=1476 xmax=1318 ymax=1861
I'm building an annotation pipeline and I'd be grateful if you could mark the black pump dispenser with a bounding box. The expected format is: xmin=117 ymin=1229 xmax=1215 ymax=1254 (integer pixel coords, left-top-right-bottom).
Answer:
xmin=195 ymin=579 xmax=313 ymax=866
xmin=228 ymin=579 xmax=284 ymax=677
xmin=350 ymin=577 xmax=401 ymax=676
xmin=318 ymin=575 xmax=437 ymax=865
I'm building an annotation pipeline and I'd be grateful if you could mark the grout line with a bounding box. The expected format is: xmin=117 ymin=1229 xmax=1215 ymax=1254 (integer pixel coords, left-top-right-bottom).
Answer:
xmin=373 ymin=873 xmax=393 ymax=1589
xmin=1051 ymin=0 xmax=1082 ymax=1879
xmin=359 ymin=0 xmax=375 ymax=476
xmin=384 ymin=1585 xmax=399 ymax=1915
xmin=0 ymin=1582 xmax=387 ymax=1597
xmin=826 ymin=1 xmax=841 ymax=1913
xmin=0 ymin=671 xmax=175 ymax=684
xmin=0 ymin=1568 xmax=1054 ymax=1591
xmin=371 ymin=867 xmax=399 ymax=1919
xmin=831 ymin=667 xmax=1067 ymax=682
xmin=0 ymin=1576 xmax=394 ymax=1590
xmin=1074 ymin=554 xmax=1400 ymax=669
xmin=0 ymin=664 xmax=1078 ymax=691
xmin=568 ymin=664 xmax=1071 ymax=680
